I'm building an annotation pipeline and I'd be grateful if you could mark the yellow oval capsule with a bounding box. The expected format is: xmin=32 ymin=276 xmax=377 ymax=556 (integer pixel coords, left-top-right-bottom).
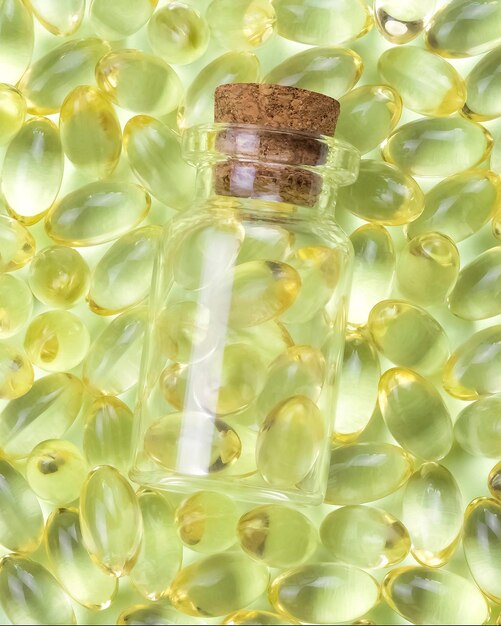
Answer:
xmin=29 ymin=245 xmax=90 ymax=308
xmin=455 ymin=394 xmax=501 ymax=457
xmin=334 ymin=330 xmax=380 ymax=442
xmin=238 ymin=504 xmax=317 ymax=568
xmin=2 ymin=117 xmax=63 ymax=224
xmin=383 ymin=566 xmax=489 ymax=625
xmin=83 ymin=307 xmax=148 ymax=396
xmin=24 ymin=310 xmax=90 ymax=372
xmin=229 ymin=321 xmax=293 ymax=366
xmin=90 ymin=0 xmax=158 ymax=40
xmin=264 ymin=47 xmax=363 ymax=99
xmin=338 ymin=160 xmax=424 ymax=225
xmin=0 ymin=274 xmax=32 ymax=338
xmin=0 ymin=373 xmax=84 ymax=458
xmin=406 ymin=170 xmax=501 ymax=242
xmin=156 ymin=301 xmax=212 ymax=365
xmin=124 ymin=115 xmax=197 ymax=210
xmin=26 ymin=439 xmax=87 ymax=505
xmin=0 ymin=83 xmax=25 ymax=145
xmin=378 ymin=47 xmax=466 ymax=117
xmin=274 ymin=0 xmax=371 ymax=45
xmin=45 ymin=508 xmax=117 ymax=610
xmin=169 ymin=553 xmax=269 ymax=617
xmin=147 ymin=3 xmax=209 ymax=65
xmin=0 ymin=555 xmax=75 ymax=625
xmin=80 ymin=466 xmax=142 ymax=577
xmin=0 ymin=343 xmax=33 ymax=400
xmin=207 ymin=0 xmax=275 ymax=51
xmin=369 ymin=300 xmax=449 ymax=375
xmin=0 ymin=458 xmax=43 ymax=552
xmin=383 ymin=117 xmax=493 ymax=177
xmin=464 ymin=47 xmax=501 ymax=120
xmin=379 ymin=368 xmax=453 ymax=460
xmin=326 ymin=442 xmax=413 ymax=505
xmin=27 ymin=0 xmax=85 ymax=35
xmin=18 ymin=38 xmax=111 ymax=115
xmin=402 ymin=463 xmax=463 ymax=567
xmin=492 ymin=128 xmax=501 ymax=175
xmin=374 ymin=0 xmax=436 ymax=44
xmin=96 ymin=50 xmax=182 ymax=116
xmin=46 ymin=182 xmax=151 ymax=247
xmin=117 ymin=603 xmax=187 ymax=625
xmin=176 ymin=491 xmax=239 ymax=553
xmin=489 ymin=461 xmax=501 ymax=500
xmin=270 ymin=563 xmax=379 ymax=625
xmin=348 ymin=225 xmax=395 ymax=326
xmin=320 ymin=505 xmax=410 ymax=569
xmin=426 ymin=0 xmax=501 ymax=58
xmin=178 ymin=51 xmax=260 ymax=129
xmin=0 ymin=214 xmax=35 ymax=274
xmin=223 ymin=610 xmax=294 ymax=625
xmin=238 ymin=224 xmax=292 ymax=264
xmin=0 ymin=0 xmax=33 ymax=84
xmin=60 ymin=86 xmax=121 ymax=179
xmin=396 ymin=233 xmax=460 ymax=306
xmin=443 ymin=325 xmax=501 ymax=399
xmin=256 ymin=395 xmax=324 ymax=488
xmin=89 ymin=226 xmax=160 ymax=315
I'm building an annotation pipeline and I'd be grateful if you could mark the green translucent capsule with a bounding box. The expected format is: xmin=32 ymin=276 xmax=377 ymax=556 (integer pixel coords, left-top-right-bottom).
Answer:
xmin=369 ymin=300 xmax=449 ymax=375
xmin=379 ymin=368 xmax=453 ymax=460
xmin=270 ymin=563 xmax=379 ymax=625
xmin=60 ymin=86 xmax=121 ymax=179
xmin=89 ymin=226 xmax=160 ymax=315
xmin=378 ymin=47 xmax=466 ymax=117
xmin=29 ymin=246 xmax=90 ymax=308
xmin=178 ymin=51 xmax=260 ymax=129
xmin=383 ymin=117 xmax=493 ymax=177
xmin=223 ymin=610 xmax=293 ymax=625
xmin=402 ymin=463 xmax=463 ymax=567
xmin=406 ymin=170 xmax=501 ymax=242
xmin=2 ymin=117 xmax=63 ymax=224
xmin=207 ymin=0 xmax=276 ymax=51
xmin=156 ymin=301 xmax=211 ymax=365
xmin=0 ymin=458 xmax=43 ymax=552
xmin=0 ymin=555 xmax=75 ymax=625
xmin=147 ymin=3 xmax=209 ymax=65
xmin=27 ymin=0 xmax=85 ymax=36
xmin=45 ymin=508 xmax=117 ymax=610
xmin=374 ymin=0 xmax=436 ymax=44
xmin=238 ymin=504 xmax=317 ymax=568
xmin=80 ymin=465 xmax=143 ymax=577
xmin=443 ymin=325 xmax=501 ymax=399
xmin=397 ymin=233 xmax=460 ymax=306
xmin=0 ymin=214 xmax=35 ymax=273
xmin=326 ymin=442 xmax=413 ymax=505
xmin=489 ymin=462 xmax=501 ymax=500
xmin=338 ymin=160 xmax=424 ymax=225
xmin=0 ymin=343 xmax=33 ymax=400
xmin=0 ymin=373 xmax=84 ymax=458
xmin=176 ymin=491 xmax=239 ymax=553
xmin=96 ymin=50 xmax=182 ymax=117
xmin=492 ymin=129 xmax=501 ymax=175
xmin=0 ymin=0 xmax=33 ymax=84
xmin=26 ymin=439 xmax=87 ymax=505
xmin=455 ymin=394 xmax=501 ymax=457
xmin=90 ymin=0 xmax=157 ymax=40
xmin=264 ymin=47 xmax=363 ymax=99
xmin=0 ymin=83 xmax=25 ymax=145
xmin=117 ymin=603 xmax=188 ymax=626
xmin=320 ymin=505 xmax=410 ymax=569
xmin=18 ymin=38 xmax=110 ymax=115
xmin=46 ymin=182 xmax=150 ymax=247
xmin=123 ymin=115 xmax=196 ymax=210
xmin=0 ymin=274 xmax=32 ymax=338
xmin=464 ymin=47 xmax=501 ymax=120
xmin=426 ymin=0 xmax=501 ymax=58
xmin=169 ymin=553 xmax=269 ymax=617
xmin=24 ymin=310 xmax=90 ymax=372
xmin=83 ymin=307 xmax=148 ymax=396
xmin=238 ymin=224 xmax=292 ymax=264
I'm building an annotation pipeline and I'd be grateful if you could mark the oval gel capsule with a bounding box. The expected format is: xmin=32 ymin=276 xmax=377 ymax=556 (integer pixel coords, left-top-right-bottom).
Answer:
xmin=455 ymin=394 xmax=501 ymax=457
xmin=206 ymin=0 xmax=276 ymax=51
xmin=0 ymin=84 xmax=25 ymax=145
xmin=0 ymin=215 xmax=35 ymax=273
xmin=464 ymin=47 xmax=501 ymax=120
xmin=0 ymin=343 xmax=33 ymax=400
xmin=0 ymin=0 xmax=33 ymax=84
xmin=27 ymin=0 xmax=85 ymax=36
xmin=374 ymin=0 xmax=436 ymax=44
xmin=90 ymin=0 xmax=158 ymax=40
xmin=0 ymin=274 xmax=33 ymax=338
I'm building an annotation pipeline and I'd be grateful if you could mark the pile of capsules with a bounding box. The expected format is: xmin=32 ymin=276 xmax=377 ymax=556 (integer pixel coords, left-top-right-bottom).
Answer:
xmin=1 ymin=0 xmax=501 ymax=624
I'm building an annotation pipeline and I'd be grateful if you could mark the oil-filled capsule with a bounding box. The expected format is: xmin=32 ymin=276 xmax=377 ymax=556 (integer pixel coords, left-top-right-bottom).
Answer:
xmin=0 ymin=274 xmax=33 ymax=338
xmin=0 ymin=0 xmax=33 ymax=84
xmin=464 ymin=47 xmax=501 ymax=120
xmin=206 ymin=0 xmax=276 ymax=51
xmin=489 ymin=461 xmax=501 ymax=500
xmin=90 ymin=0 xmax=158 ymax=40
xmin=455 ymin=394 xmax=501 ymax=457
xmin=223 ymin=611 xmax=294 ymax=625
xmin=26 ymin=0 xmax=85 ymax=35
xmin=0 ymin=83 xmax=25 ymax=145
xmin=0 ymin=215 xmax=35 ymax=274
xmin=117 ymin=603 xmax=189 ymax=626
xmin=0 ymin=343 xmax=33 ymax=400
xmin=374 ymin=0 xmax=436 ymax=44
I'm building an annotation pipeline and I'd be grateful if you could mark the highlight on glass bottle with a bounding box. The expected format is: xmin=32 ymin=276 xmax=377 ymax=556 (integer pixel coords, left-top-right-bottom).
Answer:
xmin=133 ymin=83 xmax=359 ymax=504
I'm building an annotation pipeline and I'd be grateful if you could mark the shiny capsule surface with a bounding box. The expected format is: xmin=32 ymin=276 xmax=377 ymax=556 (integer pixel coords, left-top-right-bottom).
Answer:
xmin=455 ymin=394 xmax=501 ymax=457
xmin=238 ymin=504 xmax=317 ymax=568
xmin=46 ymin=182 xmax=151 ymax=246
xmin=379 ymin=368 xmax=453 ymax=460
xmin=0 ymin=215 xmax=35 ymax=274
xmin=223 ymin=611 xmax=293 ymax=625
xmin=0 ymin=83 xmax=25 ymax=145
xmin=2 ymin=117 xmax=63 ymax=224
xmin=378 ymin=46 xmax=466 ymax=117
xmin=80 ymin=465 xmax=143 ymax=577
xmin=0 ymin=555 xmax=75 ymax=625
xmin=117 ymin=603 xmax=187 ymax=626
xmin=90 ymin=0 xmax=157 ymax=39
xmin=45 ymin=508 xmax=117 ymax=610
xmin=169 ymin=553 xmax=269 ymax=617
xmin=270 ymin=563 xmax=379 ymax=625
xmin=0 ymin=274 xmax=33 ymax=338
xmin=320 ymin=505 xmax=410 ymax=569
xmin=0 ymin=0 xmax=33 ymax=84
xmin=156 ymin=301 xmax=211 ymax=364
xmin=374 ymin=0 xmax=436 ymax=44
xmin=0 ymin=343 xmax=33 ymax=400
xmin=383 ymin=117 xmax=493 ymax=177
xmin=402 ymin=463 xmax=463 ymax=567
xmin=27 ymin=0 xmax=85 ymax=35
xmin=464 ymin=47 xmax=501 ymax=120
xmin=489 ymin=462 xmax=501 ymax=500
xmin=206 ymin=0 xmax=276 ymax=51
